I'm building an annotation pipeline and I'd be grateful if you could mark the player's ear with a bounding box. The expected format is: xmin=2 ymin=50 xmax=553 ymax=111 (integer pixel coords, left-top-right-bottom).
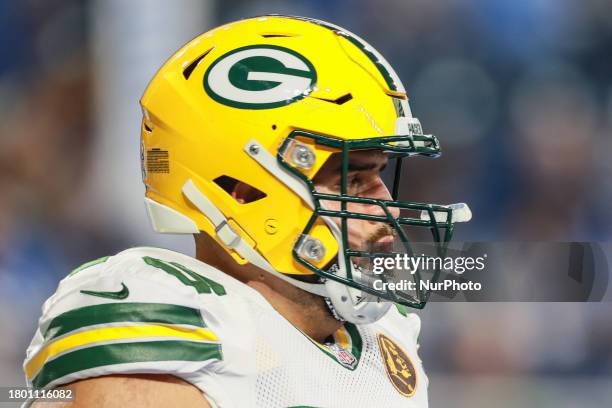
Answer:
xmin=231 ymin=181 xmax=266 ymax=204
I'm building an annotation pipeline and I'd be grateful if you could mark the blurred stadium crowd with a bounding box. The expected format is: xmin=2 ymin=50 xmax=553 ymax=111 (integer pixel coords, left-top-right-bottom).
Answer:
xmin=0 ymin=0 xmax=611 ymax=406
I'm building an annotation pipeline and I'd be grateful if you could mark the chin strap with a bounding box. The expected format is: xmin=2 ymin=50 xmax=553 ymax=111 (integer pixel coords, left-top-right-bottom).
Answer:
xmin=182 ymin=179 xmax=328 ymax=297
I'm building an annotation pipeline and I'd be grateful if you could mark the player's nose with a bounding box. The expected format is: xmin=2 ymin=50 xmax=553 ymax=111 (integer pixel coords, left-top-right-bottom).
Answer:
xmin=367 ymin=181 xmax=400 ymax=219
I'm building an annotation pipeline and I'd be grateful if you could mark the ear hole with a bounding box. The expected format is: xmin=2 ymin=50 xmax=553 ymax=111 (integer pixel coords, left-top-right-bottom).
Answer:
xmin=213 ymin=175 xmax=267 ymax=203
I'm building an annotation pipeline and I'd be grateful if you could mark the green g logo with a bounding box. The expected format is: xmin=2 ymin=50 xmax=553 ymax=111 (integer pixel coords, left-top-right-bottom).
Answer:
xmin=204 ymin=45 xmax=317 ymax=109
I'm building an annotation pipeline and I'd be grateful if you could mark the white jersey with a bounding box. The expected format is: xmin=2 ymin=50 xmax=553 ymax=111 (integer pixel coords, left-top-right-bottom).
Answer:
xmin=23 ymin=247 xmax=428 ymax=407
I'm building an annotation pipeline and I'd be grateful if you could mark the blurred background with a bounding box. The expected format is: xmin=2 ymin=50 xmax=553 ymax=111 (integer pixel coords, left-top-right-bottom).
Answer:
xmin=0 ymin=0 xmax=611 ymax=406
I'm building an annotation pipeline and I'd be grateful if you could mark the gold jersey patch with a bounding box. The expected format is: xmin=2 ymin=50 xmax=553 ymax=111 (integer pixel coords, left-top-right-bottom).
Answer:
xmin=377 ymin=333 xmax=417 ymax=397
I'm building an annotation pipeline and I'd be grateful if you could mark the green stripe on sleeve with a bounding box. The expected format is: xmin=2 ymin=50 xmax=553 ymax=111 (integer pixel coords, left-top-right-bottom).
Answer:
xmin=32 ymin=340 xmax=222 ymax=388
xmin=43 ymin=303 xmax=206 ymax=342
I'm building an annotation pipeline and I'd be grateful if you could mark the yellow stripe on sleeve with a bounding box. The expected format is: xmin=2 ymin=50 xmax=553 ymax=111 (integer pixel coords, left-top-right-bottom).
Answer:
xmin=25 ymin=324 xmax=217 ymax=380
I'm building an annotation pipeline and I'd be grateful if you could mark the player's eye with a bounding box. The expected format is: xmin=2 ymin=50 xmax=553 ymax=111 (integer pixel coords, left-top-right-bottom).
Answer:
xmin=348 ymin=175 xmax=363 ymax=190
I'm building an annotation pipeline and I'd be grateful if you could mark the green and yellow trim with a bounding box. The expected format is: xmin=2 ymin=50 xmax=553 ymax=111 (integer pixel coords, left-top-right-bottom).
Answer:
xmin=43 ymin=302 xmax=207 ymax=342
xmin=26 ymin=302 xmax=220 ymax=388
xmin=30 ymin=340 xmax=221 ymax=388
xmin=309 ymin=323 xmax=363 ymax=370
xmin=26 ymin=323 xmax=217 ymax=379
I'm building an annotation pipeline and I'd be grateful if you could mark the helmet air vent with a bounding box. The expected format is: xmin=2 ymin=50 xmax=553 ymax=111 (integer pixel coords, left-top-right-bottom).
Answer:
xmin=182 ymin=47 xmax=214 ymax=80
xmin=213 ymin=175 xmax=267 ymax=204
xmin=310 ymin=93 xmax=353 ymax=105
xmin=260 ymin=33 xmax=297 ymax=38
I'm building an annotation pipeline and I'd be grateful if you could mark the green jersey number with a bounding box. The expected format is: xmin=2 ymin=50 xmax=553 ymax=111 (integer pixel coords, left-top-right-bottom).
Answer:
xmin=143 ymin=256 xmax=226 ymax=296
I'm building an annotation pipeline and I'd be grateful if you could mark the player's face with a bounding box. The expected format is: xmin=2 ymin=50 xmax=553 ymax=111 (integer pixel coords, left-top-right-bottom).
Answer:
xmin=313 ymin=150 xmax=400 ymax=253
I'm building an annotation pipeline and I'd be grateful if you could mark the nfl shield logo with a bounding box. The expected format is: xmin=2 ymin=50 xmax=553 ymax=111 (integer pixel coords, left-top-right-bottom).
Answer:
xmin=328 ymin=344 xmax=357 ymax=369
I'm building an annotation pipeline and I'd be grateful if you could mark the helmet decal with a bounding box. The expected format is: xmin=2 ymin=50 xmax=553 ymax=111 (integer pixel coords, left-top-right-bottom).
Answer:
xmin=204 ymin=45 xmax=317 ymax=109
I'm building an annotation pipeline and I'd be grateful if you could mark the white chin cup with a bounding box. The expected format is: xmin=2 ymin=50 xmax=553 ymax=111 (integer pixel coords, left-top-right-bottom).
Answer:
xmin=324 ymin=279 xmax=391 ymax=324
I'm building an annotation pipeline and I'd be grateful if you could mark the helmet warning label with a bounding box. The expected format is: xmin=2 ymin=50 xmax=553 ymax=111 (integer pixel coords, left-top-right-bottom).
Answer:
xmin=146 ymin=148 xmax=169 ymax=174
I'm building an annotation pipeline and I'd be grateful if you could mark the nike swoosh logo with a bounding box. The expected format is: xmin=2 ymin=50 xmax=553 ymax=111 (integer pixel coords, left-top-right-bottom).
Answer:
xmin=80 ymin=282 xmax=130 ymax=300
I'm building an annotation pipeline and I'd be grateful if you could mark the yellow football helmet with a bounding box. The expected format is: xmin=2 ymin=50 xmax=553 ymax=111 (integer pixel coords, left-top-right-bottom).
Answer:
xmin=140 ymin=15 xmax=471 ymax=323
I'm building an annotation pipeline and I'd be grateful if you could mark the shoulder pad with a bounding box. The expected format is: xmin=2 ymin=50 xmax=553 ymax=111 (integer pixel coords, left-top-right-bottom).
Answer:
xmin=24 ymin=247 xmax=228 ymax=389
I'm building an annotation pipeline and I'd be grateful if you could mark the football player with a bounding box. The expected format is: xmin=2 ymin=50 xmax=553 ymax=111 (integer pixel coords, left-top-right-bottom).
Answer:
xmin=24 ymin=15 xmax=470 ymax=407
